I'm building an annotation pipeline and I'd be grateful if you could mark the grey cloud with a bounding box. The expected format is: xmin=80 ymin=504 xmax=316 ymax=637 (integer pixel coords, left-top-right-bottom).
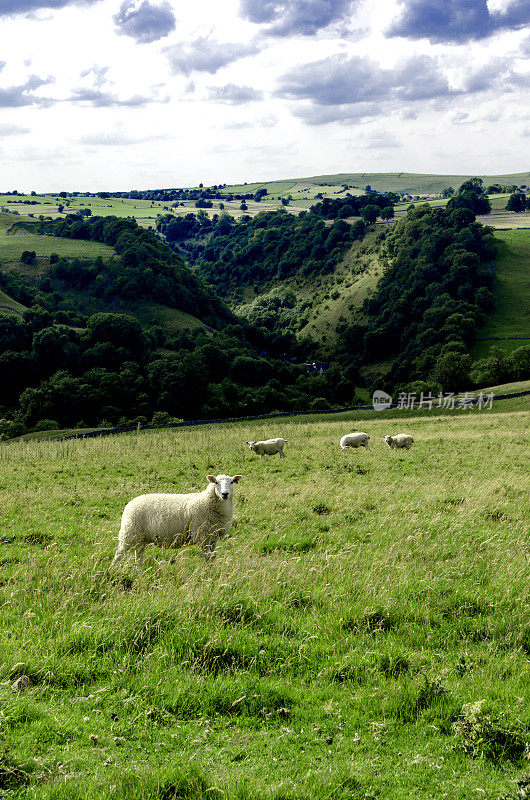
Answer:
xmin=239 ymin=0 xmax=356 ymax=36
xmin=0 ymin=0 xmax=100 ymax=15
xmin=80 ymin=65 xmax=110 ymax=89
xmin=0 ymin=123 xmax=30 ymax=135
xmin=388 ymin=0 xmax=530 ymax=44
xmin=207 ymin=84 xmax=263 ymax=104
xmin=0 ymin=74 xmax=54 ymax=107
xmin=277 ymin=54 xmax=453 ymax=107
xmin=164 ymin=37 xmax=260 ymax=75
xmin=69 ymin=88 xmax=151 ymax=106
xmin=294 ymin=101 xmax=382 ymax=125
xmin=113 ymin=0 xmax=176 ymax=44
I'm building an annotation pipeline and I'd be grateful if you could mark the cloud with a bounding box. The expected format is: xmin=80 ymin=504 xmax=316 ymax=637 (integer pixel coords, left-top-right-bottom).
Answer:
xmin=0 ymin=0 xmax=100 ymax=15
xmin=277 ymin=54 xmax=453 ymax=109
xmin=207 ymin=84 xmax=263 ymax=104
xmin=388 ymin=0 xmax=530 ymax=43
xmin=0 ymin=75 xmax=54 ymax=107
xmin=164 ymin=37 xmax=260 ymax=75
xmin=239 ymin=0 xmax=356 ymax=36
xmin=224 ymin=114 xmax=277 ymax=129
xmin=294 ymin=101 xmax=382 ymax=125
xmin=68 ymin=88 xmax=152 ymax=106
xmin=358 ymin=131 xmax=402 ymax=149
xmin=0 ymin=123 xmax=31 ymax=135
xmin=78 ymin=130 xmax=168 ymax=145
xmin=80 ymin=65 xmax=110 ymax=89
xmin=113 ymin=0 xmax=176 ymax=44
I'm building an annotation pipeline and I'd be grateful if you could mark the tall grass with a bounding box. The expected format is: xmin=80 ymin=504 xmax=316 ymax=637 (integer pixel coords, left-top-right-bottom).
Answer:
xmin=0 ymin=405 xmax=529 ymax=798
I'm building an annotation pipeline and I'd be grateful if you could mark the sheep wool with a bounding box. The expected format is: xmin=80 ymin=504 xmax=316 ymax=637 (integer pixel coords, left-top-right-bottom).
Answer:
xmin=110 ymin=474 xmax=242 ymax=567
xmin=339 ymin=432 xmax=371 ymax=451
xmin=246 ymin=438 xmax=287 ymax=459
xmin=384 ymin=434 xmax=414 ymax=450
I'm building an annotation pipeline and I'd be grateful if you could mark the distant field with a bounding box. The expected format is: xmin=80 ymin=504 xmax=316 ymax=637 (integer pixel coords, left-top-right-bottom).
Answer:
xmin=2 ymin=175 xmax=528 ymax=232
xmin=0 ymin=212 xmax=114 ymax=261
xmin=473 ymin=229 xmax=530 ymax=357
xmin=226 ymin=171 xmax=530 ymax=197
xmin=0 ymin=396 xmax=528 ymax=799
xmin=0 ymin=194 xmax=170 ymax=231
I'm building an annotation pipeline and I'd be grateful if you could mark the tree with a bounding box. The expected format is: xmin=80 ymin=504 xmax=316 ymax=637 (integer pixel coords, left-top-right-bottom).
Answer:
xmin=506 ymin=192 xmax=527 ymax=212
xmin=447 ymin=177 xmax=491 ymax=215
xmin=442 ymin=187 xmax=455 ymax=198
xmin=360 ymin=204 xmax=379 ymax=224
xmin=380 ymin=206 xmax=394 ymax=220
xmin=431 ymin=351 xmax=472 ymax=391
xmin=21 ymin=250 xmax=37 ymax=265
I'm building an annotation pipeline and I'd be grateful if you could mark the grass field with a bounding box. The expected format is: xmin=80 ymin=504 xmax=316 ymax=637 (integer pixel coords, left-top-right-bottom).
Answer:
xmin=0 ymin=396 xmax=529 ymax=799
xmin=226 ymin=172 xmax=530 ymax=197
xmin=0 ymin=212 xmax=114 ymax=262
xmin=473 ymin=229 xmax=530 ymax=358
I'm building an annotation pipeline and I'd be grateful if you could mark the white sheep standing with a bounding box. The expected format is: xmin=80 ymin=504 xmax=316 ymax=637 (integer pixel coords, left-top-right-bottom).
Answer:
xmin=339 ymin=432 xmax=371 ymax=452
xmin=384 ymin=434 xmax=414 ymax=450
xmin=246 ymin=438 xmax=287 ymax=460
xmin=110 ymin=474 xmax=242 ymax=567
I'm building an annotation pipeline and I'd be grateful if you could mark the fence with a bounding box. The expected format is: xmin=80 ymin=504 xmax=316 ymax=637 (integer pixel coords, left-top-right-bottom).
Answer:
xmin=59 ymin=389 xmax=530 ymax=442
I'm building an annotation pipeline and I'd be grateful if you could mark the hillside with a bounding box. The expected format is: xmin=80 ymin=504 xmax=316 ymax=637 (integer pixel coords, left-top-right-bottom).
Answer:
xmin=225 ymin=170 xmax=530 ymax=199
xmin=473 ymin=229 xmax=530 ymax=357
xmin=0 ymin=211 xmax=114 ymax=261
xmin=0 ymin=397 xmax=529 ymax=798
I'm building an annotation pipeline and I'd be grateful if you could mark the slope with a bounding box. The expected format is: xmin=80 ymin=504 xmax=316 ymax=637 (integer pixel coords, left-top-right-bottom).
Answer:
xmin=473 ymin=229 xmax=530 ymax=357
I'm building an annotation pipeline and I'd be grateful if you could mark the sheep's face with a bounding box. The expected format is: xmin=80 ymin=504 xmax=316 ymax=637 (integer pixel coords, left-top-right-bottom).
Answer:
xmin=207 ymin=474 xmax=243 ymax=501
xmin=246 ymin=441 xmax=256 ymax=451
xmin=384 ymin=436 xmax=393 ymax=447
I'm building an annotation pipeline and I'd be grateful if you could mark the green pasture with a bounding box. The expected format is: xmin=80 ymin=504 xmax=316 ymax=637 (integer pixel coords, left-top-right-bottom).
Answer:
xmin=226 ymin=171 xmax=530 ymax=197
xmin=0 ymin=212 xmax=114 ymax=262
xmin=473 ymin=229 xmax=530 ymax=357
xmin=0 ymin=396 xmax=529 ymax=799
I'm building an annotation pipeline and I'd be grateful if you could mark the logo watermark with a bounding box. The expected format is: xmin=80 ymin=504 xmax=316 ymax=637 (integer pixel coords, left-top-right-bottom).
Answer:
xmin=372 ymin=390 xmax=495 ymax=411
xmin=372 ymin=390 xmax=392 ymax=411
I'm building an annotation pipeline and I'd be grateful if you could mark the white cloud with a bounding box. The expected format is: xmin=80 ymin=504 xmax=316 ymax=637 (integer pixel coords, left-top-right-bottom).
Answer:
xmin=0 ymin=0 xmax=525 ymax=190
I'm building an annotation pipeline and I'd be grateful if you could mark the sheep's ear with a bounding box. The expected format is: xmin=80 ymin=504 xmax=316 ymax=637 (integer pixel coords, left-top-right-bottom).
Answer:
xmin=207 ymin=475 xmax=217 ymax=483
xmin=232 ymin=475 xmax=243 ymax=483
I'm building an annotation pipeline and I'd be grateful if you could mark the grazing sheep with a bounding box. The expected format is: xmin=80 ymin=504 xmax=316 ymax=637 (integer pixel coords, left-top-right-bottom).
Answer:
xmin=340 ymin=432 xmax=371 ymax=452
xmin=246 ymin=438 xmax=287 ymax=460
xmin=384 ymin=434 xmax=414 ymax=450
xmin=110 ymin=474 xmax=242 ymax=567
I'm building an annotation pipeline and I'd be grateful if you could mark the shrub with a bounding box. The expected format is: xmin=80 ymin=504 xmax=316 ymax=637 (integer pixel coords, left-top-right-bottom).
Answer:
xmin=453 ymin=701 xmax=529 ymax=762
xmin=33 ymin=419 xmax=60 ymax=431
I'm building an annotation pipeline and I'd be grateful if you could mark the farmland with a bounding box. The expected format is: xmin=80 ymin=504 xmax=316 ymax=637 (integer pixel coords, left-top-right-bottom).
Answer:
xmin=0 ymin=393 xmax=529 ymax=799
xmin=473 ymin=229 xmax=530 ymax=357
xmin=0 ymin=212 xmax=114 ymax=263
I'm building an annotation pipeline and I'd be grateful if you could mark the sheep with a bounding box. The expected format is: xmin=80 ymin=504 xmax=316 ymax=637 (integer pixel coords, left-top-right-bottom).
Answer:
xmin=246 ymin=438 xmax=287 ymax=460
xmin=110 ymin=474 xmax=242 ymax=568
xmin=384 ymin=434 xmax=414 ymax=450
xmin=339 ymin=432 xmax=371 ymax=452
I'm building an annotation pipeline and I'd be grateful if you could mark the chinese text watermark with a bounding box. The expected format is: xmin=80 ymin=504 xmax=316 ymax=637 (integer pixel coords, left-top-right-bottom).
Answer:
xmin=372 ymin=390 xmax=495 ymax=411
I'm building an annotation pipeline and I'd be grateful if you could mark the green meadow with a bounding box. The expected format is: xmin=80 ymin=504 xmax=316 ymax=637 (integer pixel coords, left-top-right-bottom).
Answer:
xmin=473 ymin=229 xmax=530 ymax=357
xmin=1 ymin=395 xmax=529 ymax=799
xmin=0 ymin=213 xmax=114 ymax=263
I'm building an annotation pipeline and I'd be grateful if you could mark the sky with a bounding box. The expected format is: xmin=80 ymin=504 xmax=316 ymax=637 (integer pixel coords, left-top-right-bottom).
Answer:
xmin=0 ymin=0 xmax=528 ymax=191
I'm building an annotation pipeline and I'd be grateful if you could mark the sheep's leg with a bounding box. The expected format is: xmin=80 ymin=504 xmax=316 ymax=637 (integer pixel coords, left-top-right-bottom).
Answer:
xmin=279 ymin=450 xmax=285 ymax=458
xmin=365 ymin=443 xmax=371 ymax=452
xmin=133 ymin=544 xmax=146 ymax=569
xmin=110 ymin=549 xmax=125 ymax=569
